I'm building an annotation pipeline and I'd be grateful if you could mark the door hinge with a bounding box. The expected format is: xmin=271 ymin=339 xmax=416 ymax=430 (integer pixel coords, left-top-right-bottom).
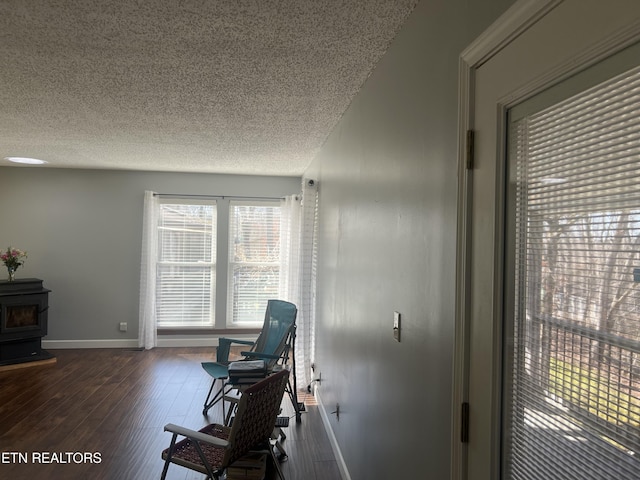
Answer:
xmin=466 ymin=130 xmax=475 ymax=170
xmin=461 ymin=402 xmax=470 ymax=443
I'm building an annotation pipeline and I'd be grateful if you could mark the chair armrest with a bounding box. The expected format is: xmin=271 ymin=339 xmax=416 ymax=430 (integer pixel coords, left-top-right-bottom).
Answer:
xmin=221 ymin=338 xmax=256 ymax=347
xmin=217 ymin=338 xmax=256 ymax=363
xmin=163 ymin=423 xmax=229 ymax=448
xmin=241 ymin=351 xmax=280 ymax=360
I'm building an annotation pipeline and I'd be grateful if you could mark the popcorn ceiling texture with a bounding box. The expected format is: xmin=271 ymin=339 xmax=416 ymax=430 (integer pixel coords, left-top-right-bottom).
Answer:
xmin=0 ymin=0 xmax=418 ymax=175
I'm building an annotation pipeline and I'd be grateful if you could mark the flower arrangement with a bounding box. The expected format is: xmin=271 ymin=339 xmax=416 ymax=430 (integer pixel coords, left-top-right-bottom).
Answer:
xmin=1 ymin=246 xmax=27 ymax=281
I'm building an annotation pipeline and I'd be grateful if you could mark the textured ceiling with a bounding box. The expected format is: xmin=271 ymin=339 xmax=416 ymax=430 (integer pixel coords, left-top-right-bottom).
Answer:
xmin=0 ymin=1 xmax=418 ymax=176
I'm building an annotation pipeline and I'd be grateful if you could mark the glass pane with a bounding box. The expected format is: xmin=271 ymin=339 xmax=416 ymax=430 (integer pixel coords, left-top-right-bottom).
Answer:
xmin=230 ymin=204 xmax=281 ymax=262
xmin=230 ymin=265 xmax=279 ymax=324
xmin=6 ymin=305 xmax=39 ymax=328
xmin=156 ymin=201 xmax=216 ymax=328
xmin=228 ymin=201 xmax=282 ymax=327
xmin=504 ymin=65 xmax=640 ymax=478
xmin=158 ymin=203 xmax=215 ymax=263
xmin=156 ymin=265 xmax=214 ymax=327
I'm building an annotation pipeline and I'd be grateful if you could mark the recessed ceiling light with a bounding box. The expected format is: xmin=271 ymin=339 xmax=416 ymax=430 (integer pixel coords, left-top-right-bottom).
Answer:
xmin=4 ymin=156 xmax=48 ymax=165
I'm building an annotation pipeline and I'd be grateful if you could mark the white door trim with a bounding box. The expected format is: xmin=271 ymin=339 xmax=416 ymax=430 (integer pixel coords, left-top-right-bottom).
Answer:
xmin=451 ymin=1 xmax=640 ymax=479
xmin=452 ymin=2 xmax=561 ymax=478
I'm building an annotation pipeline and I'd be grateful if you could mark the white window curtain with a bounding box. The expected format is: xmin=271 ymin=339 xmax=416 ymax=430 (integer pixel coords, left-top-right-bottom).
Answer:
xmin=280 ymin=179 xmax=319 ymax=388
xmin=139 ymin=190 xmax=159 ymax=349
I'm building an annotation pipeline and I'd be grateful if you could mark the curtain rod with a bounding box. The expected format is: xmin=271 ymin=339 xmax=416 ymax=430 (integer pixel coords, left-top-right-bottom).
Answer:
xmin=153 ymin=193 xmax=288 ymax=201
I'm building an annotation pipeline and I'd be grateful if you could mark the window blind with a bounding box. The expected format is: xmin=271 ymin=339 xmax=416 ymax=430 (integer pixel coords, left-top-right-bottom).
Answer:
xmin=156 ymin=202 xmax=216 ymax=328
xmin=505 ymin=64 xmax=640 ymax=478
xmin=228 ymin=201 xmax=281 ymax=326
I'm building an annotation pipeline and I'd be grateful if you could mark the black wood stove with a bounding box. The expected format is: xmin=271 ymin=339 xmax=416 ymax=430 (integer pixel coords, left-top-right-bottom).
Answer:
xmin=0 ymin=278 xmax=53 ymax=366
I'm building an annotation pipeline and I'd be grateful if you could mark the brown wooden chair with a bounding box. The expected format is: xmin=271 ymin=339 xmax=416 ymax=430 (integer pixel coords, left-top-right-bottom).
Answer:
xmin=161 ymin=369 xmax=289 ymax=480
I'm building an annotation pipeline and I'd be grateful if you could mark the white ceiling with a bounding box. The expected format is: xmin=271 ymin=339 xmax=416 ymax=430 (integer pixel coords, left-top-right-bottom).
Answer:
xmin=0 ymin=1 xmax=418 ymax=176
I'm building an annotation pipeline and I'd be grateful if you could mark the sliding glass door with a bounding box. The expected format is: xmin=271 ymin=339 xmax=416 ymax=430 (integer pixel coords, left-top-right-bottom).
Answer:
xmin=503 ymin=50 xmax=640 ymax=479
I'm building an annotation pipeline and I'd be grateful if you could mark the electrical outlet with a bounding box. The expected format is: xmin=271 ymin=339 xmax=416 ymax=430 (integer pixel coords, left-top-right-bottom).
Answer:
xmin=119 ymin=322 xmax=127 ymax=332
xmin=393 ymin=311 xmax=401 ymax=342
xmin=307 ymin=372 xmax=322 ymax=393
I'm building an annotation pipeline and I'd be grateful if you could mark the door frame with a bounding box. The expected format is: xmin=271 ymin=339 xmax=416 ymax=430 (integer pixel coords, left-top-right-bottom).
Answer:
xmin=451 ymin=1 xmax=640 ymax=479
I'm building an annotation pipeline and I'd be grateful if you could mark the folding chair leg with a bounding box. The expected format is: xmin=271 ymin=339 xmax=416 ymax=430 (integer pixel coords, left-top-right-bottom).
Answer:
xmin=203 ymin=379 xmax=225 ymax=415
xmin=289 ymin=331 xmax=303 ymax=423
xmin=268 ymin=442 xmax=287 ymax=480
xmin=160 ymin=433 xmax=178 ymax=480
xmin=275 ymin=440 xmax=288 ymax=462
xmin=224 ymin=403 xmax=235 ymax=426
xmin=285 ymin=378 xmax=302 ymax=423
xmin=202 ymin=382 xmax=216 ymax=415
xmin=222 ymin=387 xmax=242 ymax=426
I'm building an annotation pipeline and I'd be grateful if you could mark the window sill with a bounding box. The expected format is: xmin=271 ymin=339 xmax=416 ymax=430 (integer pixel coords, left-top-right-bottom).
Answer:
xmin=158 ymin=327 xmax=262 ymax=336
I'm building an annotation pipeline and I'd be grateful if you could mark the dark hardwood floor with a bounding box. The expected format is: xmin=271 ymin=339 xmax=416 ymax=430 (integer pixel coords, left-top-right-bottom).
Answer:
xmin=0 ymin=348 xmax=340 ymax=480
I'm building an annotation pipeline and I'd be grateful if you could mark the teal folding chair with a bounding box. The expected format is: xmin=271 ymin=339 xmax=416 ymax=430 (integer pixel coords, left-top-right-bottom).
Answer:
xmin=201 ymin=300 xmax=301 ymax=421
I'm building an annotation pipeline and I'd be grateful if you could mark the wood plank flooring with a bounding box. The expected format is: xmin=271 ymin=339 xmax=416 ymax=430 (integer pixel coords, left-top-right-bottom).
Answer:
xmin=0 ymin=348 xmax=340 ymax=480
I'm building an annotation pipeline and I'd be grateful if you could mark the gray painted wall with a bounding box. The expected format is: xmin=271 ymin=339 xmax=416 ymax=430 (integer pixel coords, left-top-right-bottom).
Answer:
xmin=0 ymin=167 xmax=300 ymax=343
xmin=304 ymin=0 xmax=515 ymax=478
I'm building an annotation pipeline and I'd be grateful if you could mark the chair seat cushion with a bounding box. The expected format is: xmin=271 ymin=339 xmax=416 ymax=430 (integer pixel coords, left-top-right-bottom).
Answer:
xmin=202 ymin=362 xmax=229 ymax=379
xmin=162 ymin=424 xmax=231 ymax=473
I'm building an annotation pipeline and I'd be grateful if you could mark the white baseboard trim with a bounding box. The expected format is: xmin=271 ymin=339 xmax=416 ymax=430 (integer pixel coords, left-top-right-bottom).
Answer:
xmin=43 ymin=339 xmax=140 ymax=349
xmin=42 ymin=335 xmax=258 ymax=350
xmin=157 ymin=337 xmax=219 ymax=348
xmin=315 ymin=389 xmax=352 ymax=480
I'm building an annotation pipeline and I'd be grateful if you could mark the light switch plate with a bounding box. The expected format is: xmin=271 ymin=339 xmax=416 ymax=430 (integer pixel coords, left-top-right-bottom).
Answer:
xmin=393 ymin=312 xmax=401 ymax=342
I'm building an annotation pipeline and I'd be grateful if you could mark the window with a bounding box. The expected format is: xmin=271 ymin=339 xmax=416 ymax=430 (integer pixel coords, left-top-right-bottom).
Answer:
xmin=156 ymin=200 xmax=216 ymax=328
xmin=150 ymin=197 xmax=286 ymax=330
xmin=504 ymin=60 xmax=640 ymax=478
xmin=228 ymin=201 xmax=282 ymax=326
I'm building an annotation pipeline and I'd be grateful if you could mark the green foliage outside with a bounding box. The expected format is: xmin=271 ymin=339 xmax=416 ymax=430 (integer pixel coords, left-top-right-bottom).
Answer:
xmin=548 ymin=357 xmax=640 ymax=428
